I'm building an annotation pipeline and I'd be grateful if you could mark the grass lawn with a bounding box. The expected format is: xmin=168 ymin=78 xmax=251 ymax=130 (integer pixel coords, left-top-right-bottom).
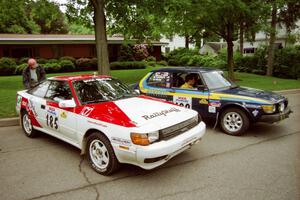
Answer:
xmin=0 ymin=66 xmax=299 ymax=118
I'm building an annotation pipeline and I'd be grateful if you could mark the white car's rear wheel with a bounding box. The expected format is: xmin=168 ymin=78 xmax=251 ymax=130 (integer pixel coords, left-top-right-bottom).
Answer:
xmin=86 ymin=132 xmax=120 ymax=175
xmin=21 ymin=111 xmax=38 ymax=138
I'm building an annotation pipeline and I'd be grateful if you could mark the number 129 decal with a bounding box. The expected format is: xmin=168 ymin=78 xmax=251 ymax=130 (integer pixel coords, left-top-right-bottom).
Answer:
xmin=46 ymin=114 xmax=58 ymax=129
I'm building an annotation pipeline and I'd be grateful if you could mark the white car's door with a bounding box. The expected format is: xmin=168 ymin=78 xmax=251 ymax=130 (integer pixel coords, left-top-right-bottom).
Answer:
xmin=44 ymin=80 xmax=78 ymax=143
xmin=26 ymin=81 xmax=51 ymax=128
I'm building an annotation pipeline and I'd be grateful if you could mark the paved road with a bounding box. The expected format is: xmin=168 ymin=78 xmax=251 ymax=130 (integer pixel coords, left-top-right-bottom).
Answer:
xmin=1 ymin=93 xmax=299 ymax=200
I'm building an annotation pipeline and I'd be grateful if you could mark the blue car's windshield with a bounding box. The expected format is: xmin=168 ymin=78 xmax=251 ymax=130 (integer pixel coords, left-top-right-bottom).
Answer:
xmin=202 ymin=71 xmax=234 ymax=90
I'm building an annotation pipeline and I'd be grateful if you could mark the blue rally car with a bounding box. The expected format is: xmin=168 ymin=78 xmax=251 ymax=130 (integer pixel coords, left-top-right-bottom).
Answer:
xmin=137 ymin=67 xmax=292 ymax=136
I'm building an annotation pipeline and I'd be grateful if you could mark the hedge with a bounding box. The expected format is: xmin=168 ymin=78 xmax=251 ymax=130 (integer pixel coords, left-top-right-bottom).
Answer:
xmin=165 ymin=46 xmax=300 ymax=79
xmin=75 ymin=57 xmax=97 ymax=71
xmin=110 ymin=61 xmax=147 ymax=70
xmin=0 ymin=57 xmax=17 ymax=76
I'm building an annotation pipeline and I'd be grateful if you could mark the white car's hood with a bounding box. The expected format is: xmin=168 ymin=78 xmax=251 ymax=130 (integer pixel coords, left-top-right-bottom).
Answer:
xmin=114 ymin=96 xmax=197 ymax=130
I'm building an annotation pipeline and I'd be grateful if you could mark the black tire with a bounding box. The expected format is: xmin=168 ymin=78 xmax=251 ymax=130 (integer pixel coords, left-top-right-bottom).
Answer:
xmin=86 ymin=132 xmax=120 ymax=175
xmin=21 ymin=110 xmax=38 ymax=138
xmin=220 ymin=107 xmax=250 ymax=136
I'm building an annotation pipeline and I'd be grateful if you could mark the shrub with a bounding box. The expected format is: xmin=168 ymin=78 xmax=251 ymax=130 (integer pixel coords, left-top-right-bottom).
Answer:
xmin=18 ymin=57 xmax=29 ymax=65
xmin=118 ymin=45 xmax=135 ymax=61
xmin=146 ymin=61 xmax=156 ymax=67
xmin=157 ymin=60 xmax=168 ymax=66
xmin=0 ymin=57 xmax=17 ymax=76
xmin=36 ymin=58 xmax=47 ymax=64
xmin=110 ymin=61 xmax=147 ymax=70
xmin=179 ymin=55 xmax=191 ymax=65
xmin=59 ymin=60 xmax=76 ymax=72
xmin=166 ymin=48 xmax=201 ymax=66
xmin=60 ymin=56 xmax=76 ymax=64
xmin=273 ymin=46 xmax=300 ymax=79
xmin=15 ymin=63 xmax=27 ymax=75
xmin=90 ymin=58 xmax=98 ymax=70
xmin=75 ymin=58 xmax=97 ymax=71
xmin=47 ymin=59 xmax=58 ymax=64
xmin=44 ymin=63 xmax=61 ymax=73
xmin=145 ymin=56 xmax=156 ymax=62
xmin=252 ymin=69 xmax=265 ymax=75
xmin=168 ymin=58 xmax=181 ymax=66
xmin=133 ymin=44 xmax=149 ymax=61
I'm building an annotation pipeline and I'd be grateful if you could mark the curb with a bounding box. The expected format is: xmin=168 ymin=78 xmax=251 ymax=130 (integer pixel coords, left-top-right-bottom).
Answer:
xmin=0 ymin=88 xmax=299 ymax=128
xmin=0 ymin=117 xmax=19 ymax=127
xmin=275 ymin=88 xmax=300 ymax=95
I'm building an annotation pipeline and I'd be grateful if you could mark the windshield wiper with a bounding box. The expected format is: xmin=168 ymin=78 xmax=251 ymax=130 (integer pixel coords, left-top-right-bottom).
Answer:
xmin=230 ymin=85 xmax=239 ymax=89
xmin=115 ymin=93 xmax=137 ymax=100
xmin=83 ymin=99 xmax=108 ymax=104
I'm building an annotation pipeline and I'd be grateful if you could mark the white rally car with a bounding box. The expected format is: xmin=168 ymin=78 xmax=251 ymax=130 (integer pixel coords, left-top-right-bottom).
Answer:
xmin=16 ymin=75 xmax=206 ymax=175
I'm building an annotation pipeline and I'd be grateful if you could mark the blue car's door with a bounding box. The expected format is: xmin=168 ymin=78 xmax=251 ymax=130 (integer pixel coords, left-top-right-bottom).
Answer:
xmin=172 ymin=87 xmax=210 ymax=119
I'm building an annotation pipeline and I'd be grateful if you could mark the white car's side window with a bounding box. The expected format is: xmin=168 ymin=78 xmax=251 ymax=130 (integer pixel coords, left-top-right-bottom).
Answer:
xmin=45 ymin=81 xmax=73 ymax=101
xmin=28 ymin=81 xmax=50 ymax=98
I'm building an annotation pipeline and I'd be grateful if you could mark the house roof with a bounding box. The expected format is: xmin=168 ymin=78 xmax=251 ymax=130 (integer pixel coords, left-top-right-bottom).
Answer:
xmin=0 ymin=34 xmax=167 ymax=46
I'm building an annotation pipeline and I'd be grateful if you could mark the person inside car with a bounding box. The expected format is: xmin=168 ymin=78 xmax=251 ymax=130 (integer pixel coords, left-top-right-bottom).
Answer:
xmin=180 ymin=73 xmax=198 ymax=89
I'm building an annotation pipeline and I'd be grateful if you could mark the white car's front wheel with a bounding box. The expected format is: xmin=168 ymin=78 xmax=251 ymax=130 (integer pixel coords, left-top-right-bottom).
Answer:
xmin=86 ymin=132 xmax=120 ymax=175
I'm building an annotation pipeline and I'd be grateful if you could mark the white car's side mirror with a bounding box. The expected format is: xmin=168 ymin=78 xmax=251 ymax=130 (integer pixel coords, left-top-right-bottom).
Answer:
xmin=58 ymin=99 xmax=76 ymax=108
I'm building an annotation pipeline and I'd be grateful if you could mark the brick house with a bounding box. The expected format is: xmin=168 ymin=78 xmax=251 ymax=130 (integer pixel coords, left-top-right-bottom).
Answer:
xmin=0 ymin=34 xmax=166 ymax=61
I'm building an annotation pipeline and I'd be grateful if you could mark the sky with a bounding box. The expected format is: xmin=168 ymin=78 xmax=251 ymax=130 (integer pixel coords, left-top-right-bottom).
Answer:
xmin=51 ymin=0 xmax=68 ymax=12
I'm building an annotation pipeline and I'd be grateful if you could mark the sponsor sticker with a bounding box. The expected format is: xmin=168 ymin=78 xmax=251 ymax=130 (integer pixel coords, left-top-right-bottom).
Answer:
xmin=16 ymin=96 xmax=22 ymax=108
xmin=87 ymin=120 xmax=107 ymax=127
xmin=208 ymin=106 xmax=216 ymax=113
xmin=47 ymin=107 xmax=57 ymax=116
xmin=252 ymin=110 xmax=259 ymax=117
xmin=28 ymin=100 xmax=38 ymax=117
xmin=199 ymin=98 xmax=208 ymax=104
xmin=112 ymin=137 xmax=132 ymax=146
xmin=21 ymin=100 xmax=27 ymax=107
xmin=60 ymin=111 xmax=67 ymax=119
xmin=208 ymin=100 xmax=221 ymax=107
xmin=173 ymin=96 xmax=192 ymax=109
xmin=80 ymin=107 xmax=94 ymax=117
xmin=153 ymin=72 xmax=170 ymax=81
xmin=142 ymin=107 xmax=181 ymax=120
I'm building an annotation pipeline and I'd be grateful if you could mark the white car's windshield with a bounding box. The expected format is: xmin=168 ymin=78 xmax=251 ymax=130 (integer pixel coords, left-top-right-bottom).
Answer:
xmin=202 ymin=71 xmax=234 ymax=90
xmin=73 ymin=78 xmax=137 ymax=104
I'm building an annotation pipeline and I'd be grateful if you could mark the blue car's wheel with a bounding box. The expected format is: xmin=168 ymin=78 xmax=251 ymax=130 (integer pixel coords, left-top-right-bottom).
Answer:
xmin=220 ymin=108 xmax=249 ymax=136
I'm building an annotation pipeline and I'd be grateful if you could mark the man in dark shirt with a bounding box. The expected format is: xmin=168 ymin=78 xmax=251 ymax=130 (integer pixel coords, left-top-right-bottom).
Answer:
xmin=22 ymin=58 xmax=46 ymax=89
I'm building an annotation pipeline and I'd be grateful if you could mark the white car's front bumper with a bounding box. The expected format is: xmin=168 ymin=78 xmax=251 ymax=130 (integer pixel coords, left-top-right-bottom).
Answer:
xmin=114 ymin=121 xmax=206 ymax=170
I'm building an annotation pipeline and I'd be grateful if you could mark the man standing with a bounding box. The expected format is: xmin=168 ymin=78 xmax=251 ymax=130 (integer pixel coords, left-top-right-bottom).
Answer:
xmin=22 ymin=58 xmax=46 ymax=89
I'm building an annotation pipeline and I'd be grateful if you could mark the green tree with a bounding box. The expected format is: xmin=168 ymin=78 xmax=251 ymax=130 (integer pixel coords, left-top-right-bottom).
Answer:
xmin=66 ymin=0 xmax=164 ymax=75
xmin=0 ymin=0 xmax=39 ymax=33
xmin=28 ymin=0 xmax=69 ymax=34
xmin=265 ymin=0 xmax=300 ymax=76
xmin=193 ymin=0 xmax=253 ymax=80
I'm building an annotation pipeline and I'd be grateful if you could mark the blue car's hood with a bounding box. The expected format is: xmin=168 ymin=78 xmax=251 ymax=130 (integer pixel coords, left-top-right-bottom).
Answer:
xmin=217 ymin=86 xmax=285 ymax=103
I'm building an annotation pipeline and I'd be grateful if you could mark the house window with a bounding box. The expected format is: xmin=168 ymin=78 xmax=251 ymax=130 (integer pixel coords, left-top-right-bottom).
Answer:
xmin=243 ymin=48 xmax=255 ymax=54
xmin=165 ymin=47 xmax=170 ymax=53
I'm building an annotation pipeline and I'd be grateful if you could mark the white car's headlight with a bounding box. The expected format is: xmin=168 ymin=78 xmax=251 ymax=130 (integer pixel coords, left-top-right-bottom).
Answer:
xmin=130 ymin=131 xmax=159 ymax=146
xmin=262 ymin=105 xmax=276 ymax=114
